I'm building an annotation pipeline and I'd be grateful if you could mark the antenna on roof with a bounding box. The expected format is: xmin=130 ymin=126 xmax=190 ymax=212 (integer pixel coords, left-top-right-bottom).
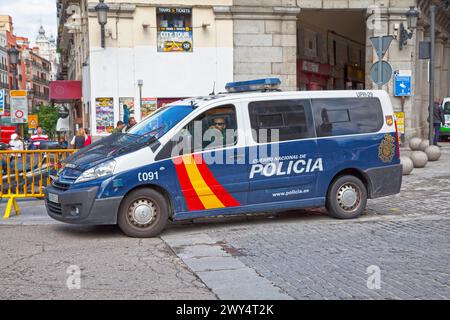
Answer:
xmin=209 ymin=81 xmax=216 ymax=96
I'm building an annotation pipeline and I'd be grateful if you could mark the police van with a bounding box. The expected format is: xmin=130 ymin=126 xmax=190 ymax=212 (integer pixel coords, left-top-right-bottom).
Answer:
xmin=45 ymin=78 xmax=402 ymax=237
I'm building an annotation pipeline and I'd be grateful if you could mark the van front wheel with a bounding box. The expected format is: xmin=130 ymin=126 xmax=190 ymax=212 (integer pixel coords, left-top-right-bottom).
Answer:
xmin=326 ymin=175 xmax=367 ymax=219
xmin=118 ymin=188 xmax=168 ymax=238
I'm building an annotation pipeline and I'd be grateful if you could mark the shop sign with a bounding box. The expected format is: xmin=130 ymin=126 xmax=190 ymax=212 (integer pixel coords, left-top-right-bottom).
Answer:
xmin=157 ymin=7 xmax=193 ymax=52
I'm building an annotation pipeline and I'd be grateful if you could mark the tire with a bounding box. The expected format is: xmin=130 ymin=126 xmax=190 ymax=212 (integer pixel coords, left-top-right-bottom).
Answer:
xmin=326 ymin=175 xmax=367 ymax=219
xmin=117 ymin=188 xmax=169 ymax=238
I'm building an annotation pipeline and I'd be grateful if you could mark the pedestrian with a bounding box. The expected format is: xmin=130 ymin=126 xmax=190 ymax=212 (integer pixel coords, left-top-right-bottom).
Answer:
xmin=123 ymin=104 xmax=130 ymax=125
xmin=429 ymin=98 xmax=445 ymax=147
xmin=9 ymin=133 xmax=24 ymax=152
xmin=125 ymin=117 xmax=137 ymax=132
xmin=58 ymin=135 xmax=68 ymax=149
xmin=112 ymin=121 xmax=125 ymax=134
xmin=29 ymin=126 xmax=49 ymax=149
xmin=8 ymin=132 xmax=24 ymax=162
xmin=70 ymin=128 xmax=86 ymax=149
xmin=83 ymin=128 xmax=92 ymax=147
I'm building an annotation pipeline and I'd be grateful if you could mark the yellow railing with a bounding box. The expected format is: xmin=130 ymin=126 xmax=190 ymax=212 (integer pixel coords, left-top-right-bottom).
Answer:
xmin=0 ymin=149 xmax=76 ymax=219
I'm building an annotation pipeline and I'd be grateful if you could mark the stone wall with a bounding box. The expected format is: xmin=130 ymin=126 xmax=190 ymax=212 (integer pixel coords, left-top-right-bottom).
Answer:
xmin=224 ymin=1 xmax=300 ymax=90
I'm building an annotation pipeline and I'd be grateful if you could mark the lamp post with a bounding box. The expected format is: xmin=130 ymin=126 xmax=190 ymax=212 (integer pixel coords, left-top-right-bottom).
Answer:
xmin=95 ymin=0 xmax=109 ymax=48
xmin=8 ymin=46 xmax=23 ymax=137
xmin=137 ymin=79 xmax=143 ymax=116
xmin=399 ymin=6 xmax=419 ymax=50
xmin=428 ymin=0 xmax=450 ymax=145
xmin=7 ymin=47 xmax=19 ymax=90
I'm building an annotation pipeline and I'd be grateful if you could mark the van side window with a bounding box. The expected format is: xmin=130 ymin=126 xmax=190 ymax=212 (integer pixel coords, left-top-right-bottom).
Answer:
xmin=248 ymin=100 xmax=314 ymax=143
xmin=155 ymin=105 xmax=237 ymax=161
xmin=312 ymin=98 xmax=384 ymax=137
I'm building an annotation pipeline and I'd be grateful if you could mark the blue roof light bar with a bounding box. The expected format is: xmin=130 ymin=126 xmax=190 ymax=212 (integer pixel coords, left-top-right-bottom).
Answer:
xmin=225 ymin=78 xmax=281 ymax=93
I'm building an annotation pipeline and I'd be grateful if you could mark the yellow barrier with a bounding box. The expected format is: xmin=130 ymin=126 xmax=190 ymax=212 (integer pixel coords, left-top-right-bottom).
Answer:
xmin=0 ymin=149 xmax=76 ymax=219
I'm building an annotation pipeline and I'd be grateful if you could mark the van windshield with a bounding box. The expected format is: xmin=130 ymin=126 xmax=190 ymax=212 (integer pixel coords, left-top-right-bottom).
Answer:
xmin=128 ymin=104 xmax=194 ymax=138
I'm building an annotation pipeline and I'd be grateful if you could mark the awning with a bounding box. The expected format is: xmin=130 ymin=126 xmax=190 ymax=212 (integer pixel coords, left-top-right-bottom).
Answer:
xmin=49 ymin=81 xmax=82 ymax=100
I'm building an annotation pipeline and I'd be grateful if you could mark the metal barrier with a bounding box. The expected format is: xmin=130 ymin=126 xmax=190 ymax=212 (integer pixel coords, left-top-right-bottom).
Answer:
xmin=0 ymin=149 xmax=76 ymax=219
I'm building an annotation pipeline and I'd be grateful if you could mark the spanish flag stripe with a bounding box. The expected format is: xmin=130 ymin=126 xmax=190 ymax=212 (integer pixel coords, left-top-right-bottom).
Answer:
xmin=174 ymin=157 xmax=205 ymax=211
xmin=182 ymin=155 xmax=225 ymax=209
xmin=193 ymin=154 xmax=241 ymax=207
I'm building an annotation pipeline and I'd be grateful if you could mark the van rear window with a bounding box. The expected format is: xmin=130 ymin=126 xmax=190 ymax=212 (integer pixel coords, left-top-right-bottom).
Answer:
xmin=312 ymin=98 xmax=384 ymax=137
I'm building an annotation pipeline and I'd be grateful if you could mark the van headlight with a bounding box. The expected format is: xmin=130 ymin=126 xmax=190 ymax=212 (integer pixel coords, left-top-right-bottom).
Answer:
xmin=75 ymin=160 xmax=116 ymax=183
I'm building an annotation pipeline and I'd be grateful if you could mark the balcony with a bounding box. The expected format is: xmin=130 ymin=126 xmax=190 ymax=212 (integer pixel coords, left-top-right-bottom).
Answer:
xmin=32 ymin=76 xmax=50 ymax=86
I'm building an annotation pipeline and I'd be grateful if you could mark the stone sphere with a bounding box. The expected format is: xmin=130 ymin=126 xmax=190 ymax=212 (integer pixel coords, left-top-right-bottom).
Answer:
xmin=410 ymin=151 xmax=428 ymax=168
xmin=425 ymin=145 xmax=441 ymax=161
xmin=400 ymin=156 xmax=414 ymax=175
xmin=419 ymin=139 xmax=430 ymax=151
xmin=409 ymin=137 xmax=422 ymax=151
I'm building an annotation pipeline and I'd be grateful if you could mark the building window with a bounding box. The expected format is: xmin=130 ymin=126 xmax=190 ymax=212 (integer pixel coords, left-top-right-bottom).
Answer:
xmin=157 ymin=7 xmax=193 ymax=52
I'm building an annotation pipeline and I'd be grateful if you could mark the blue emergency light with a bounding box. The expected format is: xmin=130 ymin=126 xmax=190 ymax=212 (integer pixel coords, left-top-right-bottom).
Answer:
xmin=225 ymin=78 xmax=281 ymax=93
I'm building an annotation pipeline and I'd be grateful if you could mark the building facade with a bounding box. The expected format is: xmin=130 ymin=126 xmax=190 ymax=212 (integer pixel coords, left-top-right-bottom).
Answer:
xmin=57 ymin=0 xmax=233 ymax=136
xmin=229 ymin=0 xmax=450 ymax=141
xmin=35 ymin=26 xmax=59 ymax=81
xmin=57 ymin=0 xmax=450 ymax=140
xmin=0 ymin=33 xmax=8 ymax=100
xmin=27 ymin=50 xmax=51 ymax=109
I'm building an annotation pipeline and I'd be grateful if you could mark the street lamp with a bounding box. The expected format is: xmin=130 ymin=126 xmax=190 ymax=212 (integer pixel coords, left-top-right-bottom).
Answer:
xmin=137 ymin=79 xmax=143 ymax=116
xmin=95 ymin=0 xmax=109 ymax=48
xmin=399 ymin=6 xmax=420 ymax=50
xmin=7 ymin=47 xmax=19 ymax=90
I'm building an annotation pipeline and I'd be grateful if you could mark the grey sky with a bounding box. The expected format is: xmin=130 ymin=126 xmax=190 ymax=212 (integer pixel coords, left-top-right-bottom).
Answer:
xmin=0 ymin=0 xmax=57 ymax=46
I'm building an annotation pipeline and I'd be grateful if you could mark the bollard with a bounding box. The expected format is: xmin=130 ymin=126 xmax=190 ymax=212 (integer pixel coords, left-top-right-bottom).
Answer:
xmin=400 ymin=156 xmax=414 ymax=175
xmin=425 ymin=145 xmax=441 ymax=161
xmin=409 ymin=137 xmax=422 ymax=151
xmin=410 ymin=151 xmax=428 ymax=168
xmin=419 ymin=139 xmax=430 ymax=151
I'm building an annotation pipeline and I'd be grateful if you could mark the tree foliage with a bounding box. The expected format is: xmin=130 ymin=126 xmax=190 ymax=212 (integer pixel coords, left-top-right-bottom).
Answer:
xmin=37 ymin=105 xmax=59 ymax=138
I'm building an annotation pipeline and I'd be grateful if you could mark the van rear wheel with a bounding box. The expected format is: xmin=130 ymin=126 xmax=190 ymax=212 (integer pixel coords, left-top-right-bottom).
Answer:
xmin=326 ymin=175 xmax=367 ymax=219
xmin=118 ymin=188 xmax=168 ymax=238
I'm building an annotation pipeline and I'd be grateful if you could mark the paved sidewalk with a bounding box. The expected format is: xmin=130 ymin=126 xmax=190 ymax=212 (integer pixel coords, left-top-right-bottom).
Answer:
xmin=0 ymin=224 xmax=216 ymax=299
xmin=0 ymin=142 xmax=448 ymax=300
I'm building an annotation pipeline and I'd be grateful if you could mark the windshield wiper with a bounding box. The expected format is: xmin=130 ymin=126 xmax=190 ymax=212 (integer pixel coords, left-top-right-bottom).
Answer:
xmin=110 ymin=126 xmax=166 ymax=156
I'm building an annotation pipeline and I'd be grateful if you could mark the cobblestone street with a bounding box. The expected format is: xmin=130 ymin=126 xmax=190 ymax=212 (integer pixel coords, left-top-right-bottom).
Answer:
xmin=0 ymin=145 xmax=449 ymax=299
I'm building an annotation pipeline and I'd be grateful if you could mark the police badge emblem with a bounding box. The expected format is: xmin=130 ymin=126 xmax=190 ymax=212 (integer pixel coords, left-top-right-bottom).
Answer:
xmin=385 ymin=115 xmax=394 ymax=126
xmin=378 ymin=134 xmax=396 ymax=162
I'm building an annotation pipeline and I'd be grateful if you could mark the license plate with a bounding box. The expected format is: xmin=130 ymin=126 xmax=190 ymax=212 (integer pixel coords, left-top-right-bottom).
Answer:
xmin=48 ymin=193 xmax=59 ymax=204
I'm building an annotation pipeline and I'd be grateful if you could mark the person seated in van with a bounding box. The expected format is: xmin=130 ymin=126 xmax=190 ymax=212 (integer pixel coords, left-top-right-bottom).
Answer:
xmin=205 ymin=117 xmax=228 ymax=148
xmin=71 ymin=128 xmax=86 ymax=150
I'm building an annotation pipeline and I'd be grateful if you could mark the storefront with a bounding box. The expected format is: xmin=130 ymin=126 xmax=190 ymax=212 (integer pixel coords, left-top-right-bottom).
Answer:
xmin=297 ymin=59 xmax=332 ymax=91
xmin=344 ymin=64 xmax=365 ymax=90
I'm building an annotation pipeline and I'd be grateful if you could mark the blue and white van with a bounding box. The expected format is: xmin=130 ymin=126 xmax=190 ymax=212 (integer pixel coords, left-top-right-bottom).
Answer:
xmin=45 ymin=79 xmax=402 ymax=237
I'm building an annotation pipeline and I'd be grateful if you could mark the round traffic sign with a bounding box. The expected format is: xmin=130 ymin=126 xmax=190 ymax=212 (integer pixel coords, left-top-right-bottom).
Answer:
xmin=370 ymin=61 xmax=393 ymax=86
xmin=15 ymin=110 xmax=24 ymax=118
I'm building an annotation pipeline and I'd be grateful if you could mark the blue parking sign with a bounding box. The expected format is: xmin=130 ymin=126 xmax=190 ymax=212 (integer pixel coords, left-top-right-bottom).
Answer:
xmin=394 ymin=75 xmax=412 ymax=97
xmin=0 ymin=89 xmax=4 ymax=115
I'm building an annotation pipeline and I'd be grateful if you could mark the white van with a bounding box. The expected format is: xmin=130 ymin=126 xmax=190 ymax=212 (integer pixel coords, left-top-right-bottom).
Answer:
xmin=45 ymin=78 xmax=402 ymax=237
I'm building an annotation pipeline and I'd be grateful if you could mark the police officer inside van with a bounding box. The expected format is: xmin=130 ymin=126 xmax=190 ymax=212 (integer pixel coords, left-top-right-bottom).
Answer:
xmin=205 ymin=117 xmax=227 ymax=149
